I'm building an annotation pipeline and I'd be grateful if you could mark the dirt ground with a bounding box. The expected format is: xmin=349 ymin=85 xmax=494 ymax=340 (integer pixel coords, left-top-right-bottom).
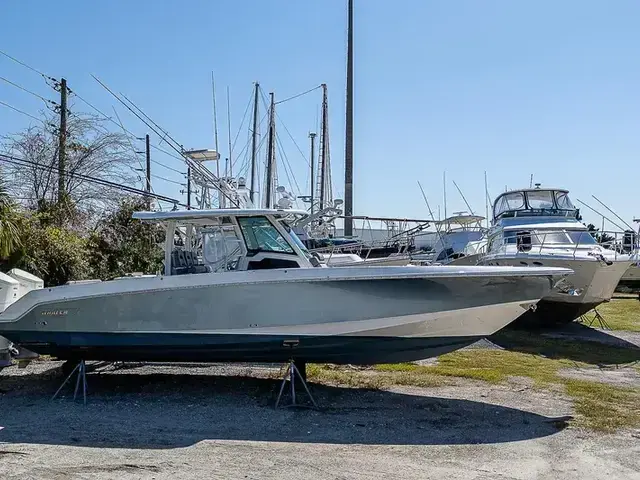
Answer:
xmin=1 ymin=360 xmax=639 ymax=480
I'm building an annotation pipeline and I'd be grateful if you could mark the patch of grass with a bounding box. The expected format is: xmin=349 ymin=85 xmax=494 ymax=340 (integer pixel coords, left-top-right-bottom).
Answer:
xmin=308 ymin=344 xmax=640 ymax=432
xmin=564 ymin=380 xmax=640 ymax=432
xmin=490 ymin=330 xmax=640 ymax=366
xmin=594 ymin=298 xmax=640 ymax=332
xmin=431 ymin=349 xmax=567 ymax=386
xmin=307 ymin=364 xmax=450 ymax=389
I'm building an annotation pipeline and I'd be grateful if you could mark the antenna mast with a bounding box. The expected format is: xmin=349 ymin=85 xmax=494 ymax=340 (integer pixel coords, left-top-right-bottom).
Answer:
xmin=211 ymin=72 xmax=220 ymax=177
xmin=452 ymin=180 xmax=475 ymax=215
xmin=443 ymin=171 xmax=447 ymax=220
xmin=484 ymin=171 xmax=490 ymax=228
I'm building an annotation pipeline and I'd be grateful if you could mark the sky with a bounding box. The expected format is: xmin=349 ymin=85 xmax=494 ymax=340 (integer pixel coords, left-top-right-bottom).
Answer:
xmin=1 ymin=0 xmax=639 ymax=231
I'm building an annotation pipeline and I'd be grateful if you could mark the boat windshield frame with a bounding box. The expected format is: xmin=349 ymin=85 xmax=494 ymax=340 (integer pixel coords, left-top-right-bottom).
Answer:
xmin=493 ymin=189 xmax=578 ymax=221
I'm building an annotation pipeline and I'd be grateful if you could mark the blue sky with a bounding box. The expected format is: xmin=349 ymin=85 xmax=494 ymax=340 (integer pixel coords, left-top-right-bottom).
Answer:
xmin=1 ymin=1 xmax=639 ymax=230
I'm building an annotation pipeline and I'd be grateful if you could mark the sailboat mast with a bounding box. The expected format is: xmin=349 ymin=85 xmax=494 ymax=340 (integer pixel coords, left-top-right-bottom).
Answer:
xmin=265 ymin=92 xmax=276 ymax=209
xmin=319 ymin=84 xmax=328 ymax=210
xmin=249 ymin=82 xmax=260 ymax=204
xmin=309 ymin=132 xmax=316 ymax=215
xmin=344 ymin=0 xmax=354 ymax=236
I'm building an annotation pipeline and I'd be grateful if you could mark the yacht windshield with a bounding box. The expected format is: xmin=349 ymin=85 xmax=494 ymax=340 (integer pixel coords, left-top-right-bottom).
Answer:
xmin=532 ymin=231 xmax=569 ymax=244
xmin=527 ymin=190 xmax=554 ymax=209
xmin=494 ymin=192 xmax=525 ymax=218
xmin=555 ymin=192 xmax=575 ymax=210
xmin=237 ymin=216 xmax=295 ymax=254
xmin=566 ymin=230 xmax=597 ymax=245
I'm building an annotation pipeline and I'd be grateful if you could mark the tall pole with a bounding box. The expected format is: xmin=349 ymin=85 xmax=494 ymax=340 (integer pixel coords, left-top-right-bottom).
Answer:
xmin=484 ymin=171 xmax=490 ymax=229
xmin=265 ymin=92 xmax=276 ymax=209
xmin=344 ymin=0 xmax=354 ymax=236
xmin=227 ymin=86 xmax=233 ymax=178
xmin=443 ymin=171 xmax=447 ymax=220
xmin=309 ymin=132 xmax=316 ymax=215
xmin=249 ymin=82 xmax=260 ymax=204
xmin=320 ymin=84 xmax=328 ymax=211
xmin=145 ymin=134 xmax=151 ymax=208
xmin=187 ymin=167 xmax=192 ymax=210
xmin=57 ymin=78 xmax=68 ymax=203
xmin=211 ymin=72 xmax=220 ymax=177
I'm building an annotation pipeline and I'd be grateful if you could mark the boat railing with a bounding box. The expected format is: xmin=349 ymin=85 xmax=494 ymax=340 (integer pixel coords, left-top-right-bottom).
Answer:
xmin=310 ymin=237 xmax=411 ymax=261
xmin=487 ymin=229 xmax=637 ymax=261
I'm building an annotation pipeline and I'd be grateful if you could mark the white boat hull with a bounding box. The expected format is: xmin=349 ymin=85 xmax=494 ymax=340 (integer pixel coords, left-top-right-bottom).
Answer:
xmin=0 ymin=266 xmax=567 ymax=364
xmin=480 ymin=255 xmax=631 ymax=323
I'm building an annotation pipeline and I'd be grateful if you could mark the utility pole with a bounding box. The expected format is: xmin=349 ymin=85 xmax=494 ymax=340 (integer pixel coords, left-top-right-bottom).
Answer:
xmin=249 ymin=82 xmax=260 ymax=204
xmin=309 ymin=132 xmax=316 ymax=215
xmin=57 ymin=78 xmax=68 ymax=203
xmin=187 ymin=167 xmax=192 ymax=210
xmin=265 ymin=92 xmax=276 ymax=209
xmin=344 ymin=0 xmax=354 ymax=236
xmin=145 ymin=134 xmax=151 ymax=207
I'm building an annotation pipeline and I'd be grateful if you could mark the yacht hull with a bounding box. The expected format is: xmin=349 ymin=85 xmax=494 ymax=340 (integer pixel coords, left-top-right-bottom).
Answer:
xmin=0 ymin=267 xmax=564 ymax=364
xmin=480 ymin=256 xmax=631 ymax=324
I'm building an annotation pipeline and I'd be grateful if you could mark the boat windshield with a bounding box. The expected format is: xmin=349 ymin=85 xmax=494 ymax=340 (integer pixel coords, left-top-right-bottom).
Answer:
xmin=493 ymin=189 xmax=577 ymax=220
xmin=527 ymin=190 xmax=554 ymax=209
xmin=281 ymin=222 xmax=315 ymax=260
xmin=566 ymin=230 xmax=597 ymax=245
xmin=504 ymin=229 xmax=597 ymax=246
xmin=237 ymin=216 xmax=295 ymax=254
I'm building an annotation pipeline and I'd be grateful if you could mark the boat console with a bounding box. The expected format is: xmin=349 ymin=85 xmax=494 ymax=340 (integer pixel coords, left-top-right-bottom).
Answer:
xmin=133 ymin=208 xmax=317 ymax=276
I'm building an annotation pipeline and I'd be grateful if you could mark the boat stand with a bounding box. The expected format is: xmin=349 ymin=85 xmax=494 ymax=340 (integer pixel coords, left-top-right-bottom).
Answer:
xmin=52 ymin=360 xmax=88 ymax=405
xmin=580 ymin=307 xmax=610 ymax=330
xmin=275 ymin=360 xmax=318 ymax=410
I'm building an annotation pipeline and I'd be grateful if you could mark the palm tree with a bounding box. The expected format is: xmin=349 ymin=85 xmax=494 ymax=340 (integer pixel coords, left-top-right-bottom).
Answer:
xmin=0 ymin=180 xmax=21 ymax=258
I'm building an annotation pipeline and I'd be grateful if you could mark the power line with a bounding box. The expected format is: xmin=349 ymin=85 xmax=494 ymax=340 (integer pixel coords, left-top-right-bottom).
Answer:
xmin=0 ymin=153 xmax=187 ymax=207
xmin=72 ymin=91 xmax=116 ymax=124
xmin=0 ymin=100 xmax=47 ymax=125
xmin=0 ymin=49 xmax=54 ymax=80
xmin=74 ymin=96 xmax=185 ymax=176
xmin=274 ymin=84 xmax=322 ymax=105
xmin=91 ymin=74 xmax=239 ymax=207
xmin=0 ymin=75 xmax=57 ymax=105
xmin=151 ymin=174 xmax=185 ymax=186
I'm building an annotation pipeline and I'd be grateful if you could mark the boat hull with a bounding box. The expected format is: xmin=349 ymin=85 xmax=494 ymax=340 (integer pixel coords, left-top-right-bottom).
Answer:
xmin=480 ymin=255 xmax=631 ymax=324
xmin=0 ymin=267 xmax=564 ymax=364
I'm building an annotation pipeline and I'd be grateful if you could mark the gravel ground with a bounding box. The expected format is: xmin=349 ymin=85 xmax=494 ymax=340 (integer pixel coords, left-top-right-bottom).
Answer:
xmin=1 ymin=361 xmax=639 ymax=480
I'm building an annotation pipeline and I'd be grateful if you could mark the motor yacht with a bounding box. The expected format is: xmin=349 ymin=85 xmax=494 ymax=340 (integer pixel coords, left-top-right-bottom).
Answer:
xmin=479 ymin=187 xmax=633 ymax=323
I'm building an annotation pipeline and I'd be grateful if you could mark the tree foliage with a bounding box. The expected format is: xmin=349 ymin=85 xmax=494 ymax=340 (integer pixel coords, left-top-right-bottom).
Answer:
xmin=15 ymin=214 xmax=90 ymax=286
xmin=0 ymin=177 xmax=21 ymax=258
xmin=87 ymin=197 xmax=164 ymax=280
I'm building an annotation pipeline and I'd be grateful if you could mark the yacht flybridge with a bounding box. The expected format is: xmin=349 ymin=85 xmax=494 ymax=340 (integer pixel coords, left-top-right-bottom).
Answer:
xmin=479 ymin=187 xmax=633 ymax=323
xmin=0 ymin=208 xmax=571 ymax=365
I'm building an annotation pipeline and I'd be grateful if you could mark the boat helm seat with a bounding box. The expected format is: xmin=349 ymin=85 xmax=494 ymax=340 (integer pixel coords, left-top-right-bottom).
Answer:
xmin=171 ymin=249 xmax=212 ymax=275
